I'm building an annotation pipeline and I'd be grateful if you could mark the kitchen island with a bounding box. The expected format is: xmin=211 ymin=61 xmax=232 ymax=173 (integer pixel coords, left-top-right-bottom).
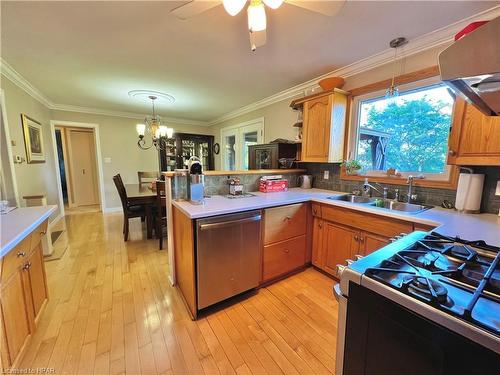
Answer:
xmin=169 ymin=188 xmax=500 ymax=318
xmin=0 ymin=205 xmax=55 ymax=369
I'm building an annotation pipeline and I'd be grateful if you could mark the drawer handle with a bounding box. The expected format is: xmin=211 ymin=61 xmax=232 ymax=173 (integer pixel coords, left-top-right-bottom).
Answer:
xmin=23 ymin=262 xmax=32 ymax=270
xmin=40 ymin=230 xmax=46 ymax=235
xmin=354 ymin=235 xmax=359 ymax=241
xmin=17 ymin=251 xmax=26 ymax=257
xmin=313 ymin=208 xmax=317 ymax=215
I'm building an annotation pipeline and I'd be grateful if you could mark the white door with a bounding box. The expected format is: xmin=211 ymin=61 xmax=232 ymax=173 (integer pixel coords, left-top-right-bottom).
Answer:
xmin=221 ymin=119 xmax=264 ymax=170
xmin=68 ymin=130 xmax=99 ymax=206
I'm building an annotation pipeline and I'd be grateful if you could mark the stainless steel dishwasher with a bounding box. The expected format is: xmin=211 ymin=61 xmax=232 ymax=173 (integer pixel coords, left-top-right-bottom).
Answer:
xmin=196 ymin=210 xmax=262 ymax=309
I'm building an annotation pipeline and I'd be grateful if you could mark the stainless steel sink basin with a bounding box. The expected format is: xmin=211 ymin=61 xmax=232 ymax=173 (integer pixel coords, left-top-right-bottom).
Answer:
xmin=327 ymin=194 xmax=377 ymax=204
xmin=327 ymin=194 xmax=432 ymax=214
xmin=379 ymin=200 xmax=432 ymax=213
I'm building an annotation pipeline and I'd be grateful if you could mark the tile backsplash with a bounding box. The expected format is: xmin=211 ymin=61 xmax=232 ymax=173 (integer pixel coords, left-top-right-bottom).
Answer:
xmin=299 ymin=163 xmax=500 ymax=214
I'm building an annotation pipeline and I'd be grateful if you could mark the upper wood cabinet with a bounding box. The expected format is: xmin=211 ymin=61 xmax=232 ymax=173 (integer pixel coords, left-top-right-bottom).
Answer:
xmin=297 ymin=89 xmax=348 ymax=163
xmin=447 ymin=99 xmax=500 ymax=165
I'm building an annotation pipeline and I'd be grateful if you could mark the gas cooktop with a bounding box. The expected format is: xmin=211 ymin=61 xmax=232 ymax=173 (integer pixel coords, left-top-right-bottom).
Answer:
xmin=364 ymin=232 xmax=500 ymax=337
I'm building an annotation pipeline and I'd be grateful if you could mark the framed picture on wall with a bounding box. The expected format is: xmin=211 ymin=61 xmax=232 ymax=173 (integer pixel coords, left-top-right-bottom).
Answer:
xmin=21 ymin=114 xmax=45 ymax=163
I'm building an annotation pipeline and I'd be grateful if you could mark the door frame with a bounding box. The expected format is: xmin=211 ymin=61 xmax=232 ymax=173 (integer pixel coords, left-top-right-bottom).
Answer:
xmin=220 ymin=117 xmax=264 ymax=170
xmin=0 ymin=89 xmax=20 ymax=207
xmin=50 ymin=120 xmax=106 ymax=216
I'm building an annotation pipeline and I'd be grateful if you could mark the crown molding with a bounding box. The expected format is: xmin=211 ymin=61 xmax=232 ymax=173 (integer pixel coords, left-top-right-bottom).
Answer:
xmin=0 ymin=58 xmax=209 ymax=126
xmin=208 ymin=5 xmax=500 ymax=125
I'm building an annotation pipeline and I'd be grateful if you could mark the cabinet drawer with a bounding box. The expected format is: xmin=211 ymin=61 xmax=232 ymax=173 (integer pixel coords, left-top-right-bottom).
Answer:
xmin=29 ymin=220 xmax=48 ymax=252
xmin=264 ymin=203 xmax=307 ymax=245
xmin=1 ymin=236 xmax=31 ymax=282
xmin=263 ymin=235 xmax=306 ymax=281
xmin=321 ymin=205 xmax=413 ymax=238
xmin=311 ymin=203 xmax=322 ymax=218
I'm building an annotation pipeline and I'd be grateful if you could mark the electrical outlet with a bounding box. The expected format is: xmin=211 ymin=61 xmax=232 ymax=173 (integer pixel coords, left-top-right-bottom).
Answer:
xmin=323 ymin=170 xmax=329 ymax=180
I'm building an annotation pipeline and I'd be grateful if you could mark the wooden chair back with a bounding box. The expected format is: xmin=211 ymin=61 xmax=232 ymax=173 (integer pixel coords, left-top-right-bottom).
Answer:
xmin=156 ymin=180 xmax=167 ymax=216
xmin=113 ymin=174 xmax=128 ymax=210
xmin=138 ymin=171 xmax=159 ymax=185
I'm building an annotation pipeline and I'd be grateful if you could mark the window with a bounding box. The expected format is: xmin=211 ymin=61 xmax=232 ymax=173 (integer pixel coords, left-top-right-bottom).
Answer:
xmin=221 ymin=118 xmax=264 ymax=170
xmin=349 ymin=78 xmax=455 ymax=179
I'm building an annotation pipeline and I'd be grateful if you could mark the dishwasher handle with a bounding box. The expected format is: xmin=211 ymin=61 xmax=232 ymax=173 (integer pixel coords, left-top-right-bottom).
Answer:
xmin=198 ymin=215 xmax=261 ymax=231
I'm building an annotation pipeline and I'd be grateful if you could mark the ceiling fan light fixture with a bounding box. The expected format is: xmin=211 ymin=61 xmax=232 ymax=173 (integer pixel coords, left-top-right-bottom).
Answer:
xmin=248 ymin=2 xmax=267 ymax=32
xmin=223 ymin=0 xmax=247 ymax=16
xmin=263 ymin=0 xmax=283 ymax=9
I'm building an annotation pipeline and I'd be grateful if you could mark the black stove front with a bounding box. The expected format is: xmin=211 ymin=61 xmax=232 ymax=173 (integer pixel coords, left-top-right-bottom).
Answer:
xmin=364 ymin=233 xmax=500 ymax=336
xmin=343 ymin=283 xmax=500 ymax=375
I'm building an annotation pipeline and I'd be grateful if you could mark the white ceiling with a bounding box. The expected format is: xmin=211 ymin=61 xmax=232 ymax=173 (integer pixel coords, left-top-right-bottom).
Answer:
xmin=1 ymin=1 xmax=497 ymax=122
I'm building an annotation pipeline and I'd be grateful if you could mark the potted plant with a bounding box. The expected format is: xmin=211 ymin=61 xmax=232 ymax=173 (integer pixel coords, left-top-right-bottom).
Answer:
xmin=342 ymin=159 xmax=362 ymax=175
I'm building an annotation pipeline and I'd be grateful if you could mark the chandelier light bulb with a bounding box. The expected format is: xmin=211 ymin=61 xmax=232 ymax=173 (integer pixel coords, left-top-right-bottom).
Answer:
xmin=223 ymin=0 xmax=247 ymax=16
xmin=166 ymin=127 xmax=174 ymax=138
xmin=263 ymin=0 xmax=283 ymax=9
xmin=248 ymin=2 xmax=266 ymax=32
xmin=159 ymin=126 xmax=168 ymax=137
xmin=136 ymin=123 xmax=146 ymax=137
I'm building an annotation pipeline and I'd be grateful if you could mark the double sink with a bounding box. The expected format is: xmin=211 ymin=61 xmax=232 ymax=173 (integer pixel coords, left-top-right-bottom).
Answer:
xmin=327 ymin=194 xmax=432 ymax=214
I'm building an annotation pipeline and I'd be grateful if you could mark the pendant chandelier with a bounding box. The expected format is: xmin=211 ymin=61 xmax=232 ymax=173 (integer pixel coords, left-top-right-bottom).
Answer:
xmin=136 ymin=95 xmax=174 ymax=150
xmin=386 ymin=37 xmax=408 ymax=99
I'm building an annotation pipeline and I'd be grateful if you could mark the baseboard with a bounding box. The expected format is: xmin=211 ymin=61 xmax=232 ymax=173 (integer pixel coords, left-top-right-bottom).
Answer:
xmin=103 ymin=206 xmax=123 ymax=213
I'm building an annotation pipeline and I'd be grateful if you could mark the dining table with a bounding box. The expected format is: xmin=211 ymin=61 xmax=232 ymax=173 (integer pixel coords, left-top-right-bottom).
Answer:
xmin=125 ymin=183 xmax=157 ymax=239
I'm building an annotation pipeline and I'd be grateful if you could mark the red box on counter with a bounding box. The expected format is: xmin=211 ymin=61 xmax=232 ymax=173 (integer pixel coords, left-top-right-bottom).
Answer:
xmin=259 ymin=179 xmax=289 ymax=193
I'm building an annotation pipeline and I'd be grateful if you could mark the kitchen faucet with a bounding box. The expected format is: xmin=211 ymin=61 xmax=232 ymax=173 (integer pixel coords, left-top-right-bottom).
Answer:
xmin=406 ymin=176 xmax=418 ymax=203
xmin=362 ymin=178 xmax=387 ymax=198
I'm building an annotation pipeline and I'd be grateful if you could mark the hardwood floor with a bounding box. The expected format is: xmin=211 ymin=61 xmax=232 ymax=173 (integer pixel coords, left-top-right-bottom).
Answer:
xmin=21 ymin=212 xmax=339 ymax=374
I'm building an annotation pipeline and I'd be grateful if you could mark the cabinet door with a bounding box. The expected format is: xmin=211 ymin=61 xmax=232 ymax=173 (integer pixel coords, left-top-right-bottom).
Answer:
xmin=27 ymin=245 xmax=48 ymax=320
xmin=448 ymin=100 xmax=500 ymax=165
xmin=359 ymin=232 xmax=390 ymax=256
xmin=302 ymin=95 xmax=331 ymax=162
xmin=311 ymin=218 xmax=324 ymax=268
xmin=0 ymin=270 xmax=31 ymax=366
xmin=322 ymin=222 xmax=358 ymax=277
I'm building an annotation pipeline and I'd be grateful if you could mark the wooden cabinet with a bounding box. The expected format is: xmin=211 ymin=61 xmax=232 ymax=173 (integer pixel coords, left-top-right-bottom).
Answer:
xmin=262 ymin=203 xmax=308 ymax=282
xmin=0 ymin=221 xmax=49 ymax=369
xmin=159 ymin=132 xmax=215 ymax=171
xmin=248 ymin=143 xmax=297 ymax=170
xmin=311 ymin=204 xmax=412 ymax=278
xmin=297 ymin=89 xmax=348 ymax=163
xmin=447 ymin=99 xmax=500 ymax=165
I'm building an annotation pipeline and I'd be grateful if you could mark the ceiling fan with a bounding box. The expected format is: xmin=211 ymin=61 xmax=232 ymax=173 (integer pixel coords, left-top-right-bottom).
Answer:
xmin=171 ymin=0 xmax=346 ymax=51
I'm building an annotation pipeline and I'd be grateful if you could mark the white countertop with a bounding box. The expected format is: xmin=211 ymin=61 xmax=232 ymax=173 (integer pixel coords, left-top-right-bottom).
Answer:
xmin=1 ymin=205 xmax=57 ymax=257
xmin=172 ymin=188 xmax=500 ymax=247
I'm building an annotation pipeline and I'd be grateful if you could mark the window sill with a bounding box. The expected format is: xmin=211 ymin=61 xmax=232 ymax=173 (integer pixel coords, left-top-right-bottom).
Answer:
xmin=340 ymin=167 xmax=459 ymax=190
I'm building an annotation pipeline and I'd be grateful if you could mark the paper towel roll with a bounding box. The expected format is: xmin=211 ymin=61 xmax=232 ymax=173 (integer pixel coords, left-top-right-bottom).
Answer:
xmin=455 ymin=173 xmax=484 ymax=213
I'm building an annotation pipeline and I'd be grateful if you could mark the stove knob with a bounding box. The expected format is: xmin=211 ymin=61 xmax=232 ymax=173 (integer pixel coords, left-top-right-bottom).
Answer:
xmin=389 ymin=237 xmax=397 ymax=242
xmin=346 ymin=259 xmax=354 ymax=266
xmin=399 ymin=233 xmax=408 ymax=236
xmin=354 ymin=254 xmax=363 ymax=260
xmin=336 ymin=264 xmax=346 ymax=278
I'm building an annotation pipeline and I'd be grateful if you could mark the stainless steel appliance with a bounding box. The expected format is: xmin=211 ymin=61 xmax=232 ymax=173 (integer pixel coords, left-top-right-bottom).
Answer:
xmin=298 ymin=174 xmax=313 ymax=189
xmin=334 ymin=231 xmax=500 ymax=375
xmin=439 ymin=17 xmax=500 ymax=116
xmin=196 ymin=210 xmax=262 ymax=309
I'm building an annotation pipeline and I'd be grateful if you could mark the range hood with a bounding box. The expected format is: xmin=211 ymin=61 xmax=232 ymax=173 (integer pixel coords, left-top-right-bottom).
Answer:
xmin=439 ymin=17 xmax=500 ymax=116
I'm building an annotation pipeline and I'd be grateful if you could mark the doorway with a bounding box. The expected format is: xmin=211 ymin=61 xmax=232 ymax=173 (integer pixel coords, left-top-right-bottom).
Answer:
xmin=221 ymin=118 xmax=264 ymax=170
xmin=51 ymin=122 xmax=104 ymax=215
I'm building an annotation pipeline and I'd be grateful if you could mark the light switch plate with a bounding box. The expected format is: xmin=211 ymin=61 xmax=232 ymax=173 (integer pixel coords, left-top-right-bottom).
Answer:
xmin=323 ymin=170 xmax=329 ymax=180
xmin=104 ymin=157 xmax=112 ymax=164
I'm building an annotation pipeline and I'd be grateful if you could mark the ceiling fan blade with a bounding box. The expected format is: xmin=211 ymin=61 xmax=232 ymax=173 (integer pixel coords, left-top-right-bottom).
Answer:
xmin=249 ymin=29 xmax=267 ymax=51
xmin=286 ymin=0 xmax=346 ymax=17
xmin=171 ymin=1 xmax=221 ymax=20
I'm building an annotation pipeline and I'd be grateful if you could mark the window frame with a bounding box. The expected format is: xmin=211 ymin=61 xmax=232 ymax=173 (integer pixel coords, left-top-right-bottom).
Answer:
xmin=343 ymin=75 xmax=460 ymax=189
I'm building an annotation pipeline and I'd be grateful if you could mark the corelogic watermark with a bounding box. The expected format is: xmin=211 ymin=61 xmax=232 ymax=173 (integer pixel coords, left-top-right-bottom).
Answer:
xmin=1 ymin=368 xmax=55 ymax=374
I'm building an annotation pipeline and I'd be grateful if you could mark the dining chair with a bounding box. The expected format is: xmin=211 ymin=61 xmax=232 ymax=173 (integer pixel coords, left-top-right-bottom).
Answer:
xmin=113 ymin=174 xmax=146 ymax=241
xmin=155 ymin=180 xmax=167 ymax=250
xmin=138 ymin=171 xmax=159 ymax=185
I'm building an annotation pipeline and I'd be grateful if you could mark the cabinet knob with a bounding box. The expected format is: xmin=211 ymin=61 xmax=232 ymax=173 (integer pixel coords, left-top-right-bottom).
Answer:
xmin=354 ymin=235 xmax=359 ymax=241
xmin=284 ymin=216 xmax=291 ymax=222
xmin=40 ymin=230 xmax=46 ymax=235
xmin=359 ymin=237 xmax=364 ymax=243
xmin=448 ymin=150 xmax=456 ymax=156
xmin=23 ymin=262 xmax=32 ymax=270
xmin=283 ymin=248 xmax=290 ymax=253
xmin=318 ymin=222 xmax=322 ymax=229
xmin=17 ymin=251 xmax=26 ymax=257
xmin=313 ymin=208 xmax=317 ymax=215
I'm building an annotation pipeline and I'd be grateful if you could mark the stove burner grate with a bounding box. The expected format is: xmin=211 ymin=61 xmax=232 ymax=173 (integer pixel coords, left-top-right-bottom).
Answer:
xmin=403 ymin=275 xmax=448 ymax=304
